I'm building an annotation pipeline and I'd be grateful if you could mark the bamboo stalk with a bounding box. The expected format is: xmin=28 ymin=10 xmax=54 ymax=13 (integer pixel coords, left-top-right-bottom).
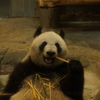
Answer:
xmin=56 ymin=57 xmax=69 ymax=63
xmin=49 ymin=82 xmax=51 ymax=100
xmin=37 ymin=74 xmax=47 ymax=94
xmin=52 ymin=75 xmax=67 ymax=86
xmin=44 ymin=83 xmax=54 ymax=88
xmin=20 ymin=89 xmax=31 ymax=100
xmin=24 ymin=73 xmax=67 ymax=100
xmin=32 ymin=84 xmax=44 ymax=100
xmin=30 ymin=80 xmax=36 ymax=99
xmin=27 ymin=81 xmax=44 ymax=100
xmin=42 ymin=78 xmax=49 ymax=81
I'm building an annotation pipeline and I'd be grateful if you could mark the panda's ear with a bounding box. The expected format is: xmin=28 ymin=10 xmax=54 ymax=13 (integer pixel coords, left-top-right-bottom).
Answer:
xmin=33 ymin=26 xmax=42 ymax=38
xmin=59 ymin=29 xmax=65 ymax=39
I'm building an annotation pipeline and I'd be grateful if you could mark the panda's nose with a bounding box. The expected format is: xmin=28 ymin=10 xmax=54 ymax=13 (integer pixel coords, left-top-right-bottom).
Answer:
xmin=46 ymin=51 xmax=55 ymax=56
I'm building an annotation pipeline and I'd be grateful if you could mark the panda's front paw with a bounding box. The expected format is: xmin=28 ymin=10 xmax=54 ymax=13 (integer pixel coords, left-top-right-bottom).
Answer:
xmin=68 ymin=60 xmax=83 ymax=74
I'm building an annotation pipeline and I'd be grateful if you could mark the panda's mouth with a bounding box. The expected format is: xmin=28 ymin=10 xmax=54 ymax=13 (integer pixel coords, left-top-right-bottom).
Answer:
xmin=44 ymin=56 xmax=55 ymax=64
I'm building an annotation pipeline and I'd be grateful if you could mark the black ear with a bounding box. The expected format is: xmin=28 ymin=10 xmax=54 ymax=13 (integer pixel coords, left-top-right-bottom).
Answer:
xmin=33 ymin=26 xmax=42 ymax=38
xmin=59 ymin=29 xmax=65 ymax=39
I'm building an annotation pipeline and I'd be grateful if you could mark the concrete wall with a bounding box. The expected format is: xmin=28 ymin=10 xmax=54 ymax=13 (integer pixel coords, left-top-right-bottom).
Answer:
xmin=0 ymin=0 xmax=10 ymax=18
xmin=0 ymin=0 xmax=36 ymax=18
xmin=10 ymin=0 xmax=36 ymax=17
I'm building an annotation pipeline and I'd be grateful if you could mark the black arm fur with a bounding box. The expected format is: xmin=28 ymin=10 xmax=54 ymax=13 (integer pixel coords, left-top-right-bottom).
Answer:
xmin=0 ymin=58 xmax=36 ymax=100
xmin=60 ymin=60 xmax=84 ymax=100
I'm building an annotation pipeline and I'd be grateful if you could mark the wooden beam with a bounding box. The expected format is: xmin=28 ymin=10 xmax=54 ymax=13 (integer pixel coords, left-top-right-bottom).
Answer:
xmin=38 ymin=0 xmax=100 ymax=7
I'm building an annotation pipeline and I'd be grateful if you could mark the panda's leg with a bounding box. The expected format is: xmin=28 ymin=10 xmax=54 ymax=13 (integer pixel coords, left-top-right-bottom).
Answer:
xmin=60 ymin=60 xmax=84 ymax=100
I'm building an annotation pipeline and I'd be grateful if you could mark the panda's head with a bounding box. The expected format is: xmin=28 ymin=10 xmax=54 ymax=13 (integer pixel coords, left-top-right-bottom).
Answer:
xmin=23 ymin=26 xmax=68 ymax=67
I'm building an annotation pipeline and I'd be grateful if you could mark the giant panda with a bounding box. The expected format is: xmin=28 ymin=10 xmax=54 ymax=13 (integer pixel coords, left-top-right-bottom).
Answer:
xmin=0 ymin=26 xmax=84 ymax=100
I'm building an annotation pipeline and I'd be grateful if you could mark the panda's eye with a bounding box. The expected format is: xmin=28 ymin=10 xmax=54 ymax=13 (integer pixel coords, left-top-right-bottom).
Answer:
xmin=39 ymin=41 xmax=47 ymax=51
xmin=55 ymin=43 xmax=62 ymax=52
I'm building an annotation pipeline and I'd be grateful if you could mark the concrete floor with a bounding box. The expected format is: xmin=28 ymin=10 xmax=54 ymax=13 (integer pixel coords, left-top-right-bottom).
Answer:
xmin=0 ymin=17 xmax=100 ymax=100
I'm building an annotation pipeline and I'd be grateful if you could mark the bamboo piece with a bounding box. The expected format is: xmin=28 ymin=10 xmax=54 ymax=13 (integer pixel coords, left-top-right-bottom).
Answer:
xmin=22 ymin=72 xmax=67 ymax=100
xmin=49 ymin=82 xmax=51 ymax=100
xmin=27 ymin=81 xmax=44 ymax=100
xmin=56 ymin=56 xmax=69 ymax=63
xmin=30 ymin=80 xmax=36 ymax=99
xmin=20 ymin=89 xmax=31 ymax=100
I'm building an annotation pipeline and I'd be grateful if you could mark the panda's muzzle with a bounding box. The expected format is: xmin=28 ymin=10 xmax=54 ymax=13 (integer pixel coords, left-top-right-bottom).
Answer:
xmin=44 ymin=51 xmax=55 ymax=64
xmin=44 ymin=56 xmax=55 ymax=64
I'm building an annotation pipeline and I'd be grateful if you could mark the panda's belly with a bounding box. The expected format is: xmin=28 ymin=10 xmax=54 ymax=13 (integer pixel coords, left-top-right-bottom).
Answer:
xmin=10 ymin=74 xmax=72 ymax=100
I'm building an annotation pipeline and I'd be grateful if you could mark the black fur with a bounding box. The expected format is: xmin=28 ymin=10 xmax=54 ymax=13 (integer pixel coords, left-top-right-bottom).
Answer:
xmin=39 ymin=42 xmax=62 ymax=53
xmin=59 ymin=29 xmax=65 ymax=39
xmin=0 ymin=59 xmax=84 ymax=100
xmin=39 ymin=41 xmax=47 ymax=51
xmin=33 ymin=26 xmax=42 ymax=38
xmin=46 ymin=51 xmax=55 ymax=56
xmin=60 ymin=60 xmax=84 ymax=100
xmin=55 ymin=43 xmax=62 ymax=52
xmin=33 ymin=26 xmax=65 ymax=39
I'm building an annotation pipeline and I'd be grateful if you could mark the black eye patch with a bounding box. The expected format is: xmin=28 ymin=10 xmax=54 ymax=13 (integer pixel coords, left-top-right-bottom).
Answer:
xmin=55 ymin=43 xmax=62 ymax=52
xmin=39 ymin=41 xmax=47 ymax=51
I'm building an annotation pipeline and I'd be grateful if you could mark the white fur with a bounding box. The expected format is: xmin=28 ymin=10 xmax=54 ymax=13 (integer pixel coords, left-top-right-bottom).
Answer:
xmin=22 ymin=31 xmax=68 ymax=67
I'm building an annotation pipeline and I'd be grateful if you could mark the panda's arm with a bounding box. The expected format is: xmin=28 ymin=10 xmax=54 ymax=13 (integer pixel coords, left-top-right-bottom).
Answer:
xmin=4 ymin=62 xmax=34 ymax=93
xmin=0 ymin=59 xmax=35 ymax=100
xmin=60 ymin=60 xmax=84 ymax=100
